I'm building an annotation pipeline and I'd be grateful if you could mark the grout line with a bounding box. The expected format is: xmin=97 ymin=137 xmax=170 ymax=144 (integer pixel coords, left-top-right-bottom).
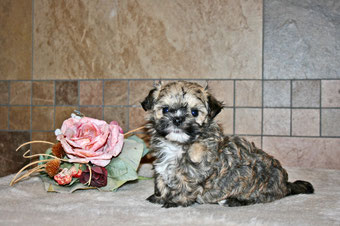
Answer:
xmin=30 ymin=0 xmax=35 ymax=155
xmin=31 ymin=0 xmax=34 ymax=80
xmin=102 ymin=80 xmax=105 ymax=120
xmin=233 ymin=80 xmax=236 ymax=135
xmin=2 ymin=129 xmax=338 ymax=139
xmin=320 ymin=79 xmax=322 ymax=136
xmin=30 ymin=81 xmax=32 ymax=141
xmin=77 ymin=80 xmax=80 ymax=114
xmin=2 ymin=78 xmax=340 ymax=83
xmin=3 ymin=103 xmax=340 ymax=109
xmin=7 ymin=81 xmax=11 ymax=130
xmin=127 ymin=80 xmax=130 ymax=131
xmin=290 ymin=80 xmax=293 ymax=136
xmin=53 ymin=81 xmax=56 ymax=130
xmin=261 ymin=1 xmax=265 ymax=149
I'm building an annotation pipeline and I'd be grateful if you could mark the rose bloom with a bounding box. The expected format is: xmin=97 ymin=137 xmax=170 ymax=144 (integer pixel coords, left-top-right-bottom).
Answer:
xmin=79 ymin=166 xmax=108 ymax=187
xmin=55 ymin=114 xmax=124 ymax=167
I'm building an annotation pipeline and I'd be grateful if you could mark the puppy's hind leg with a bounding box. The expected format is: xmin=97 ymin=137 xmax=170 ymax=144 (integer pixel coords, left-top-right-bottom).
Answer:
xmin=146 ymin=194 xmax=164 ymax=204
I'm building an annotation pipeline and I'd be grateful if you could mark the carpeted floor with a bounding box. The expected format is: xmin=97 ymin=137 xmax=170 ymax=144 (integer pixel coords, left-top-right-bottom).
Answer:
xmin=0 ymin=165 xmax=339 ymax=226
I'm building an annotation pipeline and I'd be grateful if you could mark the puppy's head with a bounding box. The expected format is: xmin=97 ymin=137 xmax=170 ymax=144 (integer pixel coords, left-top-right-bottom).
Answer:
xmin=142 ymin=81 xmax=223 ymax=143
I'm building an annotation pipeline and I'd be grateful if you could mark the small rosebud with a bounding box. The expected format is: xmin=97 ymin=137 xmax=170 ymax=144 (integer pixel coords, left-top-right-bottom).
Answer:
xmin=69 ymin=166 xmax=82 ymax=178
xmin=54 ymin=168 xmax=72 ymax=185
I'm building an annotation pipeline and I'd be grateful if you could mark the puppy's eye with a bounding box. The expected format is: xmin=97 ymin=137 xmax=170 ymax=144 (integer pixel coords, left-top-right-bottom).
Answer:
xmin=162 ymin=107 xmax=169 ymax=114
xmin=191 ymin=109 xmax=199 ymax=117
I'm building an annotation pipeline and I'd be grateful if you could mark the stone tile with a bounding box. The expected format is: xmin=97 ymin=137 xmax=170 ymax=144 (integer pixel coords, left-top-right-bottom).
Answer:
xmin=79 ymin=106 xmax=103 ymax=120
xmin=10 ymin=81 xmax=31 ymax=105
xmin=32 ymin=81 xmax=54 ymax=105
xmin=263 ymin=81 xmax=291 ymax=107
xmin=0 ymin=107 xmax=8 ymax=130
xmin=9 ymin=106 xmax=30 ymax=130
xmin=104 ymin=81 xmax=128 ymax=106
xmin=235 ymin=108 xmax=262 ymax=135
xmin=263 ymin=137 xmax=340 ymax=169
xmin=161 ymin=80 xmax=207 ymax=88
xmin=321 ymin=109 xmax=340 ymax=137
xmin=129 ymin=107 xmax=148 ymax=132
xmin=264 ymin=0 xmax=340 ymax=79
xmin=79 ymin=81 xmax=103 ymax=106
xmin=207 ymin=80 xmax=234 ymax=107
xmin=31 ymin=132 xmax=57 ymax=156
xmin=129 ymin=80 xmax=154 ymax=106
xmin=263 ymin=108 xmax=290 ymax=136
xmin=322 ymin=80 xmax=340 ymax=107
xmin=292 ymin=80 xmax=320 ymax=107
xmin=235 ymin=80 xmax=262 ymax=107
xmin=55 ymin=106 xmax=78 ymax=129
xmin=33 ymin=0 xmax=262 ymax=79
xmin=215 ymin=108 xmax=233 ymax=135
xmin=0 ymin=0 xmax=32 ymax=80
xmin=292 ymin=109 xmax=319 ymax=136
xmin=32 ymin=106 xmax=54 ymax=131
xmin=0 ymin=81 xmax=9 ymax=104
xmin=188 ymin=80 xmax=208 ymax=87
xmin=0 ymin=131 xmax=30 ymax=177
xmin=56 ymin=81 xmax=78 ymax=105
xmin=104 ymin=107 xmax=128 ymax=132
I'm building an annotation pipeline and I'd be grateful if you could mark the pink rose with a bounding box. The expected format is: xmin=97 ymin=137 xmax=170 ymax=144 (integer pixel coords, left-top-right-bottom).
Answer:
xmin=55 ymin=114 xmax=124 ymax=167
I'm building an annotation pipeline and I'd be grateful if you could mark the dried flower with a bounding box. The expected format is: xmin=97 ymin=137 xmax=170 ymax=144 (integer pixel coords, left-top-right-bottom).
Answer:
xmin=69 ymin=166 xmax=82 ymax=178
xmin=80 ymin=166 xmax=108 ymax=187
xmin=52 ymin=142 xmax=65 ymax=158
xmin=45 ymin=159 xmax=61 ymax=177
xmin=54 ymin=168 xmax=72 ymax=185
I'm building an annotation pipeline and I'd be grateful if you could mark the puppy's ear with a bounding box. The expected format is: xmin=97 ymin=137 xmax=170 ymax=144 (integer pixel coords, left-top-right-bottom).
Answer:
xmin=207 ymin=95 xmax=223 ymax=119
xmin=141 ymin=88 xmax=156 ymax=111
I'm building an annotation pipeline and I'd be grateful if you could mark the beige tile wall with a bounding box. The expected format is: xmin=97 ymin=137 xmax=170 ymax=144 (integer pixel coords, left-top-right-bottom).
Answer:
xmin=0 ymin=0 xmax=339 ymax=177
xmin=32 ymin=0 xmax=262 ymax=79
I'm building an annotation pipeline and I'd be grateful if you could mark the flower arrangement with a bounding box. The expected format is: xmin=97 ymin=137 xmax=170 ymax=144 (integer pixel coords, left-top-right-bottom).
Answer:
xmin=10 ymin=112 xmax=149 ymax=193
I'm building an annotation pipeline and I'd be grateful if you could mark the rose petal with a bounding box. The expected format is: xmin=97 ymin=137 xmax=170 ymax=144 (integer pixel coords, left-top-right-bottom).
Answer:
xmin=90 ymin=159 xmax=111 ymax=167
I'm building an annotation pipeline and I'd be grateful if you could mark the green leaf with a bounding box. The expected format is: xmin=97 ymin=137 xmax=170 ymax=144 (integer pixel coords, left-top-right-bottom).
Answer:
xmin=127 ymin=135 xmax=150 ymax=157
xmin=100 ymin=138 xmax=144 ymax=191
xmin=40 ymin=173 xmax=95 ymax=193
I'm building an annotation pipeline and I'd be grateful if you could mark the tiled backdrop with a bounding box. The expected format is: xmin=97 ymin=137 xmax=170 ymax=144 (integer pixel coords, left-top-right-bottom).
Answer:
xmin=0 ymin=0 xmax=339 ymax=176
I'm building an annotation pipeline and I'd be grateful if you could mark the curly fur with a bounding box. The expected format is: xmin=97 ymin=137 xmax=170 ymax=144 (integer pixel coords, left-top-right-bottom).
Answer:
xmin=142 ymin=81 xmax=314 ymax=208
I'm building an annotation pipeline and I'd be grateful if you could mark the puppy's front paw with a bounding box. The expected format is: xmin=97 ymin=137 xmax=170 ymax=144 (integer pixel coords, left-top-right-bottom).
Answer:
xmin=188 ymin=142 xmax=206 ymax=163
xmin=225 ymin=197 xmax=253 ymax=207
xmin=162 ymin=202 xmax=179 ymax=208
xmin=146 ymin=194 xmax=164 ymax=204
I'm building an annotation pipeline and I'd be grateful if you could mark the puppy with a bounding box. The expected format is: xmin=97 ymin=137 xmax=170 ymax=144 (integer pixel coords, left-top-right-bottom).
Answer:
xmin=142 ymin=81 xmax=313 ymax=208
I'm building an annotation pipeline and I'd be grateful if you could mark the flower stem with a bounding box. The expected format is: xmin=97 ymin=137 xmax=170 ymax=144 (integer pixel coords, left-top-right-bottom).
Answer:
xmin=10 ymin=159 xmax=52 ymax=186
xmin=16 ymin=140 xmax=54 ymax=152
xmin=123 ymin=126 xmax=145 ymax=137
xmin=12 ymin=164 xmax=45 ymax=185
xmin=86 ymin=164 xmax=92 ymax=186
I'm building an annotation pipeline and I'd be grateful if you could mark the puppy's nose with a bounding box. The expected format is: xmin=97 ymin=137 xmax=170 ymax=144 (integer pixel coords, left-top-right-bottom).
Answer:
xmin=173 ymin=117 xmax=185 ymax=126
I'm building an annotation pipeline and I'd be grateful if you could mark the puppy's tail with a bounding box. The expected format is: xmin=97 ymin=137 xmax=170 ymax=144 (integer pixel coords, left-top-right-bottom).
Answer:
xmin=286 ymin=180 xmax=314 ymax=196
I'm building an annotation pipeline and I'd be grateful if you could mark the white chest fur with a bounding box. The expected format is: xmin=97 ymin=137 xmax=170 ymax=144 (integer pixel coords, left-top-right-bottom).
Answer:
xmin=154 ymin=140 xmax=184 ymax=186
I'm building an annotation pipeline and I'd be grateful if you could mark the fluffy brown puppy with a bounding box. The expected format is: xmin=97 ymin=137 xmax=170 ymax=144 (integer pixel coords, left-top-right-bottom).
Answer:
xmin=142 ymin=81 xmax=313 ymax=208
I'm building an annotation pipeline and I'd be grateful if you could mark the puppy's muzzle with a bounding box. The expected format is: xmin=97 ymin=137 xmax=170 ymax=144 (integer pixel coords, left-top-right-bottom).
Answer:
xmin=172 ymin=116 xmax=185 ymax=127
